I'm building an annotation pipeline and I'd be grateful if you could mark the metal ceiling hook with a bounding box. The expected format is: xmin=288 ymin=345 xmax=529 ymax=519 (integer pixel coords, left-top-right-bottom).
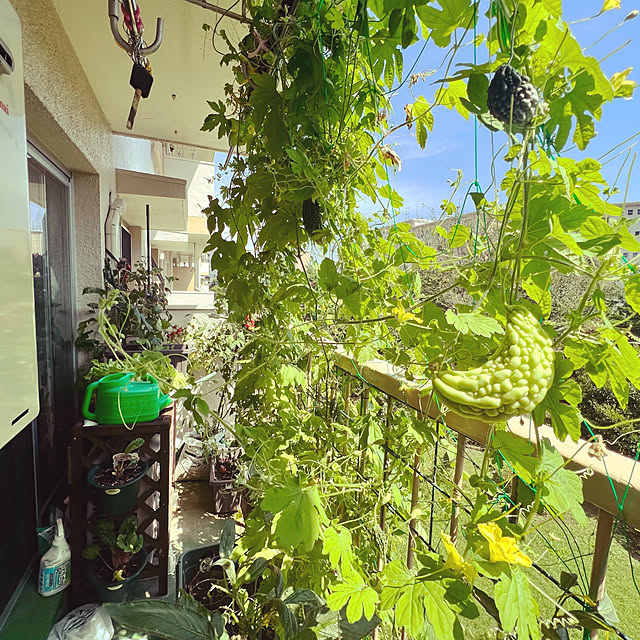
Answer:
xmin=108 ymin=0 xmax=164 ymax=57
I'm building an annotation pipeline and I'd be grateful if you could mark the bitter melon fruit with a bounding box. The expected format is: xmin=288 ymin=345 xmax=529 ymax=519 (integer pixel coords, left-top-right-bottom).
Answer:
xmin=433 ymin=306 xmax=554 ymax=422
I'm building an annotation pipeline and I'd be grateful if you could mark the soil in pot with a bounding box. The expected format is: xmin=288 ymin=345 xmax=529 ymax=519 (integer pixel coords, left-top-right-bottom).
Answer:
xmin=213 ymin=459 xmax=237 ymax=481
xmin=92 ymin=461 xmax=146 ymax=488
xmin=181 ymin=547 xmax=271 ymax=637
xmin=88 ymin=460 xmax=149 ymax=516
xmin=210 ymin=464 xmax=244 ymax=516
xmin=89 ymin=549 xmax=148 ymax=603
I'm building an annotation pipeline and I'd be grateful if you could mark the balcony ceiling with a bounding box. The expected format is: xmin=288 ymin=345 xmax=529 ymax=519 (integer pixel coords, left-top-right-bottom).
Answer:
xmin=52 ymin=0 xmax=244 ymax=151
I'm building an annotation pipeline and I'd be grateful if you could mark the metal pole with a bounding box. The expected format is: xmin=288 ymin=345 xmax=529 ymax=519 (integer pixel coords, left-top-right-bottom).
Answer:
xmin=182 ymin=0 xmax=251 ymax=23
xmin=146 ymin=203 xmax=151 ymax=293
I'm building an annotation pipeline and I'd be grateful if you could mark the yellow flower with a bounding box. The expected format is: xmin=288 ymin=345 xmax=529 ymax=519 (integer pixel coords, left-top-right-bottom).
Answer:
xmin=441 ymin=533 xmax=478 ymax=583
xmin=112 ymin=569 xmax=125 ymax=582
xmin=392 ymin=302 xmax=423 ymax=324
xmin=477 ymin=522 xmax=532 ymax=568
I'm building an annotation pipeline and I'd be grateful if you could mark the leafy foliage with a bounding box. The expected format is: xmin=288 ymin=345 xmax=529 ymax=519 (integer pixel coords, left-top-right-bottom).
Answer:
xmin=82 ymin=516 xmax=144 ymax=582
xmin=182 ymin=0 xmax=640 ymax=638
xmin=77 ymin=259 xmax=173 ymax=361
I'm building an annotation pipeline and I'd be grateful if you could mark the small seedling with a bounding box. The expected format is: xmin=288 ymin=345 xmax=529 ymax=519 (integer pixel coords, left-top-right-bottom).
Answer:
xmin=112 ymin=438 xmax=145 ymax=480
xmin=83 ymin=515 xmax=144 ymax=582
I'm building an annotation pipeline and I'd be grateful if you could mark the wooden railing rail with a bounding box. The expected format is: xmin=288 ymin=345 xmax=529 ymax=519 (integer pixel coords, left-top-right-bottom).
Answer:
xmin=335 ymin=353 xmax=640 ymax=530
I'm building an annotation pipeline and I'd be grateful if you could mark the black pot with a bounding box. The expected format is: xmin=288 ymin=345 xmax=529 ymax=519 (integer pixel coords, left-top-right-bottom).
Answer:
xmin=88 ymin=461 xmax=149 ymax=516
xmin=176 ymin=544 xmax=220 ymax=596
xmin=88 ymin=549 xmax=148 ymax=603
xmin=210 ymin=451 xmax=245 ymax=516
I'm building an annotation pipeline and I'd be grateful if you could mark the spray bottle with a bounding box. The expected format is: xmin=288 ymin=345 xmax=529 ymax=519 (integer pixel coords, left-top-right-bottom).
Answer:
xmin=38 ymin=517 xmax=71 ymax=597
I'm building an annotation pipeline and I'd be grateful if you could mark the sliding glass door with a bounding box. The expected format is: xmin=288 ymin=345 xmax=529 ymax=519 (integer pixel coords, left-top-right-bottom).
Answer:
xmin=28 ymin=154 xmax=76 ymax=520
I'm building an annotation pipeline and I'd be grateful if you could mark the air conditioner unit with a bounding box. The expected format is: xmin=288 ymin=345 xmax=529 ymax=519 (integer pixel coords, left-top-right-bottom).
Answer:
xmin=0 ymin=0 xmax=40 ymax=449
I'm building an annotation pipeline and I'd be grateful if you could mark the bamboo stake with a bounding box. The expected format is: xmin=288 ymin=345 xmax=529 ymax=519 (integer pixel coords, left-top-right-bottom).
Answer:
xmin=344 ymin=380 xmax=352 ymax=427
xmin=508 ymin=475 xmax=520 ymax=524
xmin=378 ymin=397 xmax=392 ymax=571
xmin=450 ymin=434 xmax=466 ymax=544
xmin=358 ymin=388 xmax=370 ymax=479
xmin=406 ymin=452 xmax=421 ymax=569
xmin=401 ymin=450 xmax=421 ymax=640
xmin=355 ymin=388 xmax=370 ymax=547
xmin=589 ymin=509 xmax=615 ymax=640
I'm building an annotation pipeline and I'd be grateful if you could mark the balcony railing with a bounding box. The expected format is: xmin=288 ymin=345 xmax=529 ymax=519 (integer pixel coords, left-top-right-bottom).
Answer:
xmin=334 ymin=352 xmax=638 ymax=640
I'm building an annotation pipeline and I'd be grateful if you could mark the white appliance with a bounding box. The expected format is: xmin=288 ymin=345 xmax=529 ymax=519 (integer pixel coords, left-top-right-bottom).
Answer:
xmin=0 ymin=0 xmax=40 ymax=449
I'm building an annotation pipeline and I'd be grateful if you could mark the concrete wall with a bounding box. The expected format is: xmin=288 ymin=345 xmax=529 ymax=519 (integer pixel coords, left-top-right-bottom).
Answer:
xmin=114 ymin=136 xmax=157 ymax=176
xmin=164 ymin=156 xmax=215 ymax=218
xmin=173 ymin=266 xmax=196 ymax=292
xmin=10 ymin=0 xmax=115 ymax=309
xmin=167 ymin=292 xmax=217 ymax=326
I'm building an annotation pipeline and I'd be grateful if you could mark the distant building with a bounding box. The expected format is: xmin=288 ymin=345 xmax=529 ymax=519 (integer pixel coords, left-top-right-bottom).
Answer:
xmin=389 ymin=202 xmax=640 ymax=261
xmin=385 ymin=211 xmax=491 ymax=258
xmin=618 ymin=202 xmax=640 ymax=260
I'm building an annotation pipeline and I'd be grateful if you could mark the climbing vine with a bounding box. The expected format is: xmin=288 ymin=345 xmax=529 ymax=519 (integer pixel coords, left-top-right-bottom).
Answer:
xmin=195 ymin=0 xmax=640 ymax=638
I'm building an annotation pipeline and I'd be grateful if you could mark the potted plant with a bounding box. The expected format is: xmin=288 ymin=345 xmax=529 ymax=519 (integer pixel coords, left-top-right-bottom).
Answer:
xmin=209 ymin=445 xmax=245 ymax=515
xmin=83 ymin=515 xmax=147 ymax=603
xmin=88 ymin=438 xmax=148 ymax=516
xmin=105 ymin=520 xmax=379 ymax=639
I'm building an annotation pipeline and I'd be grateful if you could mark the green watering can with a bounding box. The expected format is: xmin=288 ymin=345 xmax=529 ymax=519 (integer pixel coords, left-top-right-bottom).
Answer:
xmin=82 ymin=372 xmax=171 ymax=425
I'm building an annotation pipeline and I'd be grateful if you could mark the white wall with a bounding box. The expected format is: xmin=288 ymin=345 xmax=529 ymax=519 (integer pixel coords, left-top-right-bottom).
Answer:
xmin=164 ymin=156 xmax=215 ymax=218
xmin=113 ymin=135 xmax=157 ymax=175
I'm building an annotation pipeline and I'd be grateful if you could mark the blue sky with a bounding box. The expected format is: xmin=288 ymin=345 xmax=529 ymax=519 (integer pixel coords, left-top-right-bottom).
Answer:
xmin=215 ymin=1 xmax=640 ymax=222
xmin=385 ymin=0 xmax=640 ymax=222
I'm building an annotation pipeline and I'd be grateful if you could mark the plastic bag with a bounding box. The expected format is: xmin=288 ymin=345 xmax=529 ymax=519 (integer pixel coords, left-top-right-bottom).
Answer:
xmin=175 ymin=435 xmax=209 ymax=481
xmin=47 ymin=603 xmax=113 ymax=640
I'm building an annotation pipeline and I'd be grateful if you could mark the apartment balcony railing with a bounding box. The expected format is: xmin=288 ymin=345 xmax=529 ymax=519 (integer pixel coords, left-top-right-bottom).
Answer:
xmin=333 ymin=353 xmax=638 ymax=640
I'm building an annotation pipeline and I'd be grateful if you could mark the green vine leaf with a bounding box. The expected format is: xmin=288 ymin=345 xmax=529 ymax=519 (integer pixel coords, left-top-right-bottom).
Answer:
xmin=538 ymin=438 xmax=586 ymax=525
xmin=444 ymin=309 xmax=504 ymax=338
xmin=323 ymin=525 xmax=355 ymax=574
xmin=533 ymin=354 xmax=582 ymax=442
xmin=412 ymin=96 xmax=434 ymax=148
xmin=417 ymin=0 xmax=476 ymax=48
xmin=492 ymin=431 xmax=538 ymax=485
xmin=380 ymin=561 xmax=460 ymax=639
xmin=326 ymin=573 xmax=378 ymax=624
xmin=261 ymin=473 xmax=328 ymax=551
xmin=624 ymin=275 xmax=640 ymax=314
xmin=494 ymin=567 xmax=541 ymax=640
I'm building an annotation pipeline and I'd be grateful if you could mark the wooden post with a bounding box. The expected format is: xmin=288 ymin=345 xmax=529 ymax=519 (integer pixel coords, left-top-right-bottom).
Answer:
xmin=589 ymin=509 xmax=615 ymax=639
xmin=450 ymin=434 xmax=466 ymax=544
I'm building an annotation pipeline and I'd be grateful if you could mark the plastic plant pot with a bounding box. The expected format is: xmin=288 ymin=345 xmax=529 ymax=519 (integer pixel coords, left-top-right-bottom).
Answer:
xmin=175 ymin=544 xmax=220 ymax=597
xmin=209 ymin=462 xmax=244 ymax=516
xmin=87 ymin=460 xmax=149 ymax=517
xmin=88 ymin=550 xmax=148 ymax=603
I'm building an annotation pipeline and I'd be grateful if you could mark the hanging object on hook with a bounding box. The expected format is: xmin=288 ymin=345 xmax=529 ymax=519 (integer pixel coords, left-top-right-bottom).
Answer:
xmin=108 ymin=0 xmax=164 ymax=130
